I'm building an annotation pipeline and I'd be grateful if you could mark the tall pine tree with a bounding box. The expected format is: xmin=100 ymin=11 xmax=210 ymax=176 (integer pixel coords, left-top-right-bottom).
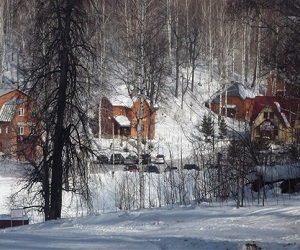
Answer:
xmin=219 ymin=116 xmax=227 ymax=139
xmin=201 ymin=114 xmax=214 ymax=141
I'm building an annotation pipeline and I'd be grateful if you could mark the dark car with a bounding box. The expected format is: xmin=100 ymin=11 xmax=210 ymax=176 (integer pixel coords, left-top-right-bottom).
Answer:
xmin=97 ymin=154 xmax=109 ymax=164
xmin=141 ymin=153 xmax=151 ymax=164
xmin=110 ymin=153 xmax=125 ymax=164
xmin=145 ymin=164 xmax=159 ymax=174
xmin=125 ymin=164 xmax=139 ymax=172
xmin=183 ymin=164 xmax=200 ymax=171
xmin=124 ymin=155 xmax=138 ymax=165
xmin=164 ymin=166 xmax=178 ymax=172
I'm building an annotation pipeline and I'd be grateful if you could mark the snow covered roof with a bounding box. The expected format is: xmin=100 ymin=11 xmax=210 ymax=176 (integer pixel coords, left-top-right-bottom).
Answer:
xmin=222 ymin=104 xmax=236 ymax=109
xmin=274 ymin=102 xmax=290 ymax=128
xmin=108 ymin=94 xmax=157 ymax=109
xmin=110 ymin=95 xmax=136 ymax=108
xmin=210 ymin=82 xmax=255 ymax=103
xmin=0 ymin=103 xmax=16 ymax=122
xmin=105 ymin=83 xmax=158 ymax=109
xmin=0 ymin=98 xmax=26 ymax=122
xmin=252 ymin=163 xmax=300 ymax=182
xmin=114 ymin=115 xmax=131 ymax=127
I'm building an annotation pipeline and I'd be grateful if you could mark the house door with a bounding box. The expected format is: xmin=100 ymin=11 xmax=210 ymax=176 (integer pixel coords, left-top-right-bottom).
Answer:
xmin=120 ymin=127 xmax=130 ymax=137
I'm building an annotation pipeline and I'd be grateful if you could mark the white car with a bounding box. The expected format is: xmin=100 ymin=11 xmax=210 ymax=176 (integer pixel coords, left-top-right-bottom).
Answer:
xmin=155 ymin=154 xmax=165 ymax=164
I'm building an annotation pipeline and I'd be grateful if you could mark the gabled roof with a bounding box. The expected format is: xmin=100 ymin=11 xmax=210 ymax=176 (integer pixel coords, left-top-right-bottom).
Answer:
xmin=107 ymin=95 xmax=155 ymax=109
xmin=110 ymin=95 xmax=136 ymax=108
xmin=0 ymin=98 xmax=27 ymax=122
xmin=211 ymin=82 xmax=255 ymax=104
xmin=250 ymin=96 xmax=300 ymax=128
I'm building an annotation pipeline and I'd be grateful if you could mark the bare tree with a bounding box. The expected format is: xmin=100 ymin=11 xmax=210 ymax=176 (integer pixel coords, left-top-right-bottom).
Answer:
xmin=17 ymin=0 xmax=98 ymax=220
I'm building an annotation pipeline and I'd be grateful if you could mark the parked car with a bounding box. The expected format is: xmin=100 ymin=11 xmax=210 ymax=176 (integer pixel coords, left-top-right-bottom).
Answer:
xmin=97 ymin=154 xmax=109 ymax=164
xmin=124 ymin=155 xmax=138 ymax=165
xmin=155 ymin=154 xmax=165 ymax=164
xmin=183 ymin=164 xmax=200 ymax=171
xmin=141 ymin=153 xmax=151 ymax=164
xmin=110 ymin=153 xmax=125 ymax=164
xmin=125 ymin=164 xmax=139 ymax=172
xmin=144 ymin=164 xmax=159 ymax=173
xmin=164 ymin=166 xmax=178 ymax=172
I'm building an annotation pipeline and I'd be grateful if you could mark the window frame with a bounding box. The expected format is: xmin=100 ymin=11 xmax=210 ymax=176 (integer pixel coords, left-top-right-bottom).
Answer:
xmin=18 ymin=126 xmax=24 ymax=135
xmin=18 ymin=108 xmax=25 ymax=116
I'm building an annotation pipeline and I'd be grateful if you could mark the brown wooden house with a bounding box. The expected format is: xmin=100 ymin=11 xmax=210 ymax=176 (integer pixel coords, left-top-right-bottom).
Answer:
xmin=208 ymin=82 xmax=254 ymax=121
xmin=0 ymin=89 xmax=38 ymax=161
xmin=250 ymin=96 xmax=300 ymax=143
xmin=100 ymin=95 xmax=157 ymax=140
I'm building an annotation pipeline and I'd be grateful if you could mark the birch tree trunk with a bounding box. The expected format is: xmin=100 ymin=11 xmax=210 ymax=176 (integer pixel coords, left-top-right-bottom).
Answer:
xmin=174 ymin=0 xmax=180 ymax=98
xmin=166 ymin=0 xmax=172 ymax=59
xmin=255 ymin=19 xmax=262 ymax=92
xmin=208 ymin=0 xmax=213 ymax=108
xmin=0 ymin=1 xmax=4 ymax=87
xmin=240 ymin=12 xmax=244 ymax=85
xmin=137 ymin=0 xmax=146 ymax=209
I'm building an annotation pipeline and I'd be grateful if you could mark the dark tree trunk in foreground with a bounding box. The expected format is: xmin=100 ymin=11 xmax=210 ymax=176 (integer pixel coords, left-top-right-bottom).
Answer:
xmin=49 ymin=1 xmax=71 ymax=220
xmin=20 ymin=0 xmax=97 ymax=220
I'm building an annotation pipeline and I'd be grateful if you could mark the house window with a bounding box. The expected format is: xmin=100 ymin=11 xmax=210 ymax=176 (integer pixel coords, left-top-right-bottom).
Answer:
xmin=295 ymin=128 xmax=300 ymax=143
xmin=120 ymin=109 xmax=123 ymax=115
xmin=6 ymin=126 xmax=9 ymax=134
xmin=18 ymin=126 xmax=24 ymax=135
xmin=269 ymin=112 xmax=274 ymax=119
xmin=18 ymin=108 xmax=24 ymax=116
xmin=31 ymin=126 xmax=37 ymax=135
xmin=263 ymin=112 xmax=268 ymax=119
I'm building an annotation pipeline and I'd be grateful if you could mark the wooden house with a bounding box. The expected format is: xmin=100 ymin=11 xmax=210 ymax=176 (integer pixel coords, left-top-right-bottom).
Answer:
xmin=208 ymin=82 xmax=254 ymax=121
xmin=250 ymin=96 xmax=300 ymax=143
xmin=100 ymin=95 xmax=157 ymax=140
xmin=0 ymin=89 xmax=38 ymax=161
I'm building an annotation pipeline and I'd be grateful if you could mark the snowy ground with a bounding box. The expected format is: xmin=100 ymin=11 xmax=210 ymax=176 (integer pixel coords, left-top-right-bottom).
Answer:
xmin=0 ymin=198 xmax=299 ymax=250
xmin=0 ymin=163 xmax=299 ymax=250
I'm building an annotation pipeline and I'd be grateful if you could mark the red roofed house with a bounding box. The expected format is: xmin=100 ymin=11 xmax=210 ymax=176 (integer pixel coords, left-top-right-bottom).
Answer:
xmin=250 ymin=96 xmax=300 ymax=143
xmin=0 ymin=89 xmax=38 ymax=161
xmin=100 ymin=95 xmax=157 ymax=140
